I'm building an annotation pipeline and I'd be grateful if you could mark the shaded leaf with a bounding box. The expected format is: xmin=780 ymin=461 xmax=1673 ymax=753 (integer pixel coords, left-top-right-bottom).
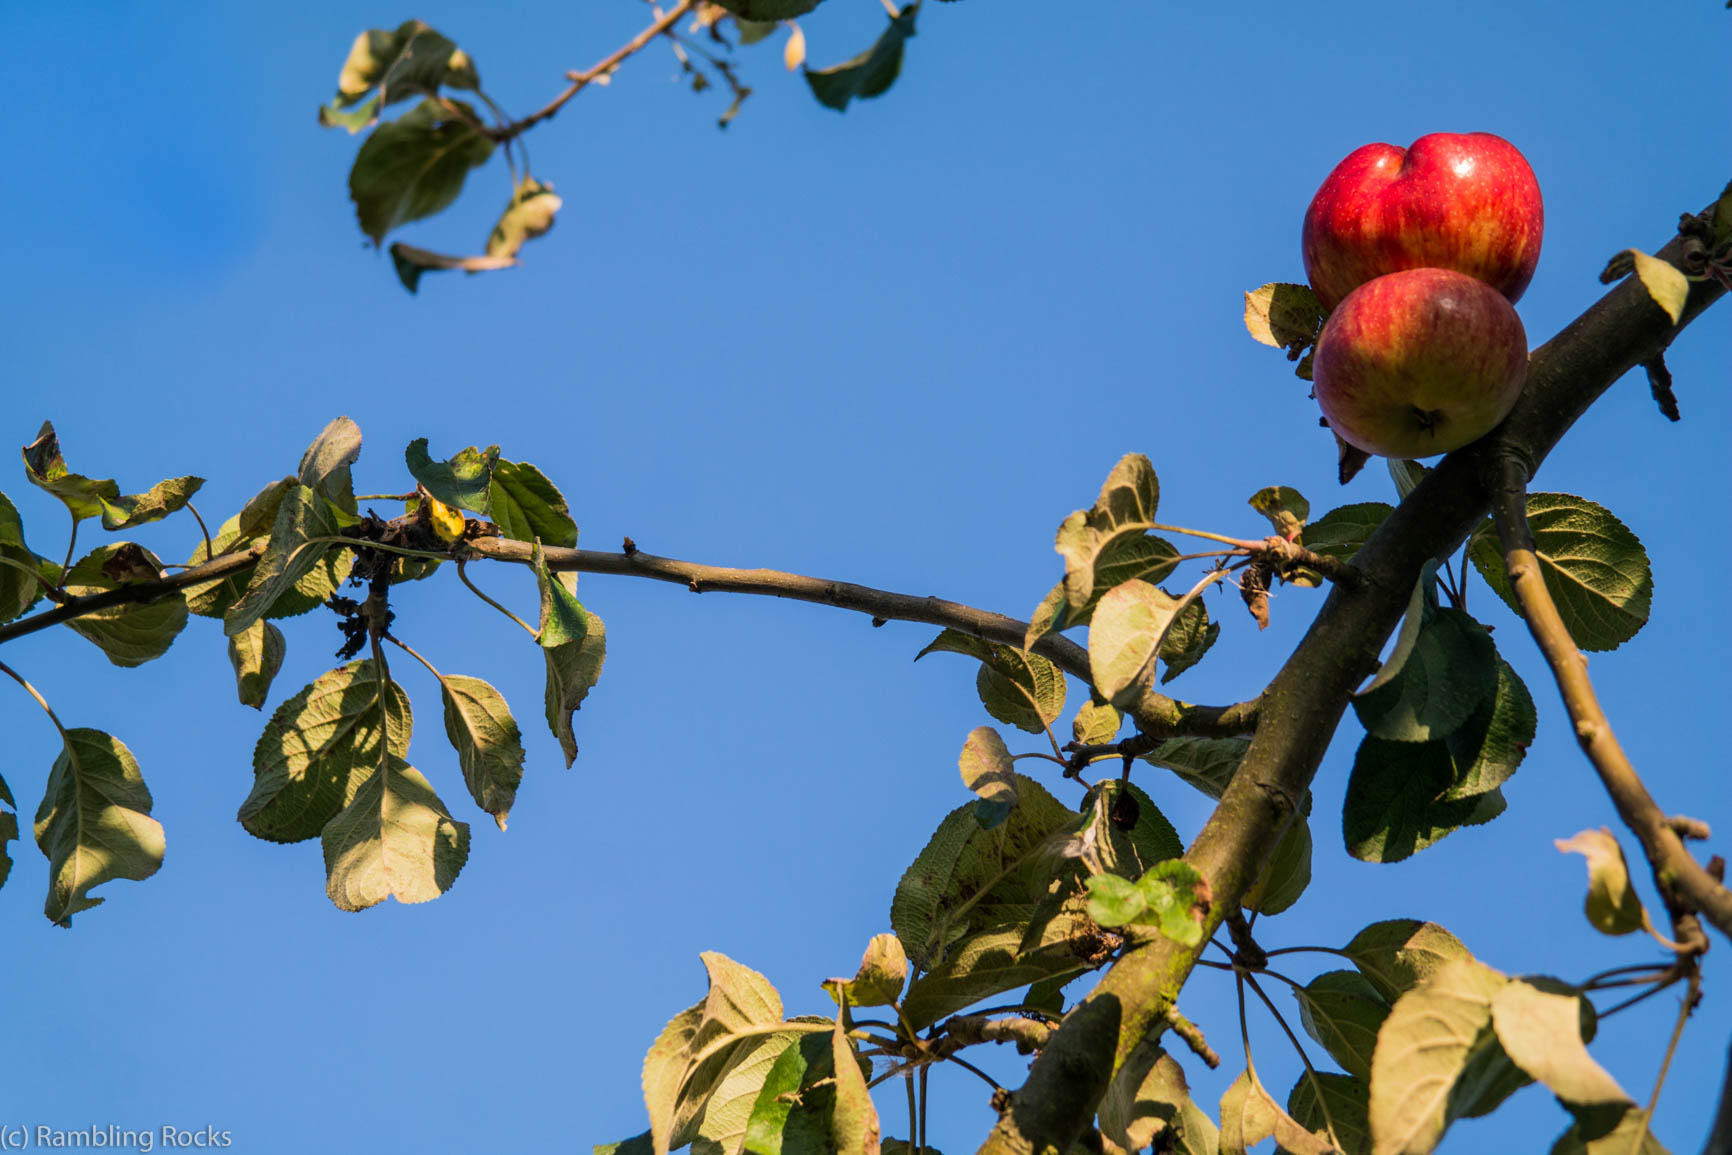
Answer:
xmin=827 ymin=934 xmax=907 ymax=1009
xmin=829 ymin=1010 xmax=879 ymax=1155
xmin=228 ymin=619 xmax=286 ymax=709
xmin=1141 ymin=736 xmax=1249 ymax=799
xmin=1343 ymin=735 xmax=1507 ymax=863
xmin=805 ymin=4 xmax=918 ymax=112
xmin=533 ymin=541 xmax=589 ymax=648
xmin=1352 ymin=608 xmax=1498 ymax=743
xmin=915 ymin=629 xmax=1064 ymax=735
xmin=1554 ymin=829 xmax=1648 ymax=936
xmin=21 ymin=421 xmax=119 ymax=522
xmin=1244 ymin=283 xmax=1325 ymax=350
xmin=1303 ymin=502 xmax=1392 ymax=564
xmin=440 ymin=674 xmax=525 ymax=830
xmin=1025 ymin=534 xmax=1181 ymax=651
xmin=1549 ymin=1107 xmax=1670 ymax=1154
xmin=742 ymin=1032 xmax=839 ymax=1155
xmin=1467 ymin=494 xmax=1652 ymax=652
xmin=33 ymin=728 xmax=164 ymax=925
xmin=1284 ymin=1073 xmax=1370 ymax=1155
xmin=694 ymin=1031 xmax=808 ymax=1155
xmin=1342 ymin=920 xmax=1472 ymax=1005
xmin=1220 ymin=1067 xmax=1334 ymax=1155
xmin=545 ymin=610 xmax=607 ymax=767
xmin=241 ymin=659 xmax=411 ymax=843
xmin=958 ymin=726 xmax=1017 ymax=827
xmin=487 ymin=178 xmax=562 ymax=260
xmin=1243 ymin=814 xmax=1311 ymax=916
xmin=323 ymin=753 xmax=470 ymax=911
xmin=1071 ymin=698 xmax=1120 ymax=746
xmin=1100 ymin=1040 xmax=1219 ymax=1154
xmin=1295 ymin=971 xmax=1390 ymax=1082
xmin=57 ymin=544 xmax=187 ymax=667
xmin=1159 ymin=596 xmax=1219 ymax=684
xmin=349 ymin=98 xmax=495 ymax=246
xmin=899 ymin=906 xmax=1108 ymax=1031
xmin=319 ymin=20 xmax=478 ymax=132
xmin=98 ymin=475 xmax=204 ymax=531
xmin=184 ymin=513 xmax=351 ymax=622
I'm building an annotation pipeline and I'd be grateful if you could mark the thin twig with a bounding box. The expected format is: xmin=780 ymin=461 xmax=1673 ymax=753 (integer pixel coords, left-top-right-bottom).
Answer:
xmin=492 ymin=0 xmax=697 ymax=142
xmin=455 ymin=560 xmax=539 ymax=638
xmin=185 ymin=501 xmax=215 ymax=566
xmin=1492 ymin=457 xmax=1731 ymax=942
xmin=1639 ymin=967 xmax=1699 ymax=1129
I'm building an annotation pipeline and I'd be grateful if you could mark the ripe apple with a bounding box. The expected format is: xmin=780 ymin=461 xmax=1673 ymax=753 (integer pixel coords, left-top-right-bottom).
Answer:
xmin=1302 ymin=132 xmax=1543 ymax=311
xmin=1313 ymin=268 xmax=1528 ymax=460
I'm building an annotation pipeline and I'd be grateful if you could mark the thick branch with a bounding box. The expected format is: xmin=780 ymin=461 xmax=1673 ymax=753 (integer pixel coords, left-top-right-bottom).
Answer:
xmin=977 ymin=195 xmax=1729 ymax=1155
xmin=490 ymin=0 xmax=697 ymax=142
xmin=464 ymin=537 xmax=1260 ymax=739
xmin=1492 ymin=459 xmax=1729 ymax=942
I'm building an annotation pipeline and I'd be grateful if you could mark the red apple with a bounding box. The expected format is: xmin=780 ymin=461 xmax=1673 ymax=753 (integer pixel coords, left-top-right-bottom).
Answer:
xmin=1313 ymin=268 xmax=1528 ymax=459
xmin=1303 ymin=132 xmax=1543 ymax=311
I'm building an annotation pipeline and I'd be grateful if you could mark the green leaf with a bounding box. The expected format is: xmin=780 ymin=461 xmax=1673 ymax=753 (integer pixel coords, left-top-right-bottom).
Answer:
xmin=1100 ymin=1040 xmax=1219 ymax=1155
xmin=595 ymin=1135 xmax=655 ymax=1155
xmin=804 ymin=3 xmax=918 ymax=111
xmin=0 ymin=490 xmax=55 ymax=624
xmin=1244 ymin=283 xmax=1325 ymax=350
xmin=489 ymin=459 xmax=578 ymax=549
xmin=1220 ymin=1067 xmax=1334 ymax=1155
xmin=1137 ymin=860 xmax=1209 ymax=947
xmin=1088 ymin=580 xmax=1181 ymax=706
xmin=828 ymin=1010 xmax=879 ymax=1155
xmin=1054 ymin=454 xmax=1162 ymax=609
xmin=1554 ymin=829 xmax=1649 ymax=936
xmin=406 ymin=439 xmax=501 ymax=512
xmin=958 ymin=726 xmax=1017 ymax=827
xmin=223 ymin=486 xmax=344 ymax=637
xmin=1303 ymin=502 xmax=1392 ymax=564
xmin=1468 ymin=493 xmax=1653 ymax=651
xmin=742 ymin=1032 xmax=838 ymax=1155
xmin=1549 ymin=1108 xmax=1670 ymax=1154
xmin=1142 ymin=736 xmax=1249 ymax=799
xmin=0 ymin=785 xmax=16 ymax=894
xmin=1490 ymin=979 xmax=1629 ymax=1109
xmin=900 ymin=907 xmax=1107 ymax=1031
xmin=1438 ymin=658 xmax=1534 ymax=801
xmin=1248 ymin=486 xmax=1310 ymax=540
xmin=21 ymin=421 xmax=119 ymax=522
xmin=1343 ymin=735 xmax=1508 ymax=863
xmin=320 ymin=21 xmax=479 ymax=132
xmin=915 ymin=628 xmax=1065 ymax=735
xmin=1367 ymin=958 xmax=1508 ymax=1155
xmin=349 ymin=98 xmax=495 ymax=246
xmin=1352 ymin=608 xmax=1498 ymax=743
xmin=322 ymin=753 xmax=470 ymax=910
xmin=544 ymin=610 xmax=607 ymax=768
xmin=890 ymin=773 xmax=1082 ymax=969
xmin=533 ymin=541 xmax=589 ymax=649
xmin=487 ymin=178 xmax=563 ymax=259
xmin=1080 ymin=778 xmax=1183 ymax=878
xmin=298 ymin=416 xmax=363 ymax=515
xmin=826 ymin=933 xmax=907 ymax=1009
xmin=440 ymin=674 xmax=525 ymax=831
xmin=1283 ymin=1073 xmax=1369 ymax=1155
xmin=1071 ymin=698 xmax=1120 ymax=746
xmin=1086 ymin=873 xmax=1145 ymax=925
xmin=98 ymin=475 xmax=204 ymax=531
xmin=1294 ymin=971 xmax=1390 ymax=1082
xmin=32 ymin=728 xmax=165 ymax=925
xmin=1342 ymin=920 xmax=1472 ymax=1005
xmin=60 ymin=544 xmax=188 ymax=667
xmin=645 ymin=952 xmax=786 ymax=1155
xmin=1243 ymin=814 xmax=1311 ymax=916
xmin=241 ymin=659 xmax=411 ymax=843
xmin=228 ymin=619 xmax=286 ymax=709
xmin=693 ymin=1030 xmax=809 ymax=1155
xmin=1159 ymin=597 xmax=1219 ymax=684
xmin=1025 ymin=534 xmax=1181 ymax=650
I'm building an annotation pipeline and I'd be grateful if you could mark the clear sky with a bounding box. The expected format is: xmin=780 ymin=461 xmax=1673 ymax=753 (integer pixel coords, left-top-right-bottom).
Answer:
xmin=2 ymin=2 xmax=1727 ymax=1152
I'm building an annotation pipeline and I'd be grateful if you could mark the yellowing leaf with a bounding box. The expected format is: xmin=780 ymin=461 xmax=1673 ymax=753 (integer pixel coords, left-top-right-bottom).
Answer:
xmin=783 ymin=21 xmax=806 ymax=71
xmin=1244 ymin=282 xmax=1325 ymax=349
xmin=1625 ymin=249 xmax=1689 ymax=324
xmin=1554 ymin=828 xmax=1648 ymax=936
xmin=423 ymin=490 xmax=467 ymax=543
xmin=1489 ymin=979 xmax=1630 ymax=1109
xmin=827 ymin=933 xmax=908 ymax=1007
xmin=1368 ymin=958 xmax=1507 ymax=1155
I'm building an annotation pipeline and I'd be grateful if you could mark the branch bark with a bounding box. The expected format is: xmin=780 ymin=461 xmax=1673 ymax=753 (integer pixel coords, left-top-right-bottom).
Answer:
xmin=975 ymin=194 xmax=1730 ymax=1155
xmin=1491 ymin=459 xmax=1728 ymax=944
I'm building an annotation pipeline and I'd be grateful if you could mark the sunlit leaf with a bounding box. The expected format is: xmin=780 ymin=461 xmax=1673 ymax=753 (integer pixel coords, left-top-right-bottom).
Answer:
xmin=1220 ymin=1067 xmax=1334 ymax=1155
xmin=322 ymin=753 xmax=469 ymax=911
xmin=486 ymin=178 xmax=563 ymax=260
xmin=223 ymin=485 xmax=344 ymax=638
xmin=298 ymin=416 xmax=363 ymax=515
xmin=1100 ymin=1039 xmax=1220 ymax=1154
xmin=439 ymin=673 xmax=525 ymax=830
xmin=1554 ymin=829 xmax=1648 ymax=936
xmin=958 ymin=726 xmax=1016 ymax=827
xmin=533 ymin=541 xmax=589 ymax=649
xmin=406 ymin=438 xmax=500 ymax=512
xmin=1342 ymin=920 xmax=1471 ymax=1005
xmin=1244 ymin=283 xmax=1325 ymax=350
xmin=1248 ymin=485 xmax=1310 ymax=540
xmin=228 ymin=619 xmax=286 ymax=709
xmin=1352 ymin=608 xmax=1498 ymax=743
xmin=21 ymin=421 xmax=119 ymax=523
xmin=1054 ymin=454 xmax=1162 ymax=609
xmin=825 ymin=933 xmax=907 ymax=1009
xmin=545 ymin=610 xmax=607 ymax=768
xmin=58 ymin=543 xmax=187 ymax=667
xmin=319 ymin=20 xmax=479 ymax=132
xmin=1490 ymin=979 xmax=1628 ymax=1109
xmin=98 ymin=475 xmax=204 ymax=531
xmin=1367 ymin=958 xmax=1507 ymax=1155
xmin=490 ymin=459 xmax=578 ymax=549
xmin=1088 ymin=580 xmax=1181 ymax=706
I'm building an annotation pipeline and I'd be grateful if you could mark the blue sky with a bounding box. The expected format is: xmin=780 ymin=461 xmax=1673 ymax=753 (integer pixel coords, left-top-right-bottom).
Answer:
xmin=2 ymin=2 xmax=1727 ymax=1152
